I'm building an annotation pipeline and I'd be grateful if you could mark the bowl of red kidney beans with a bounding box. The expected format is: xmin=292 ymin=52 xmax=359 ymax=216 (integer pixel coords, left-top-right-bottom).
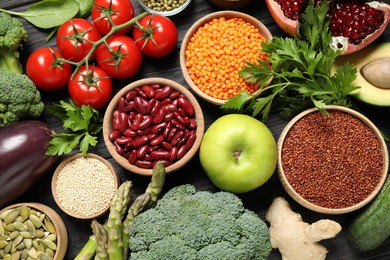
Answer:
xmin=103 ymin=77 xmax=204 ymax=176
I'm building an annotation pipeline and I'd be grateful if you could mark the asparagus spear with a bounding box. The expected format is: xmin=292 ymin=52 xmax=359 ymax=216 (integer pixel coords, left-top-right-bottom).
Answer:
xmin=107 ymin=181 xmax=133 ymax=260
xmin=122 ymin=161 xmax=166 ymax=259
xmin=74 ymin=181 xmax=133 ymax=260
xmin=91 ymin=220 xmax=108 ymax=260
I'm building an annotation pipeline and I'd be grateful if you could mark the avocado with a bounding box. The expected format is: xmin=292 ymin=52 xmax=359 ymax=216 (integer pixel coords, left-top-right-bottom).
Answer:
xmin=333 ymin=42 xmax=390 ymax=106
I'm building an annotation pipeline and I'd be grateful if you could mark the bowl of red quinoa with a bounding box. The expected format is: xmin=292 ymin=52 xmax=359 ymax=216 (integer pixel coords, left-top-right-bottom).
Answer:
xmin=103 ymin=77 xmax=204 ymax=176
xmin=51 ymin=153 xmax=120 ymax=219
xmin=277 ymin=105 xmax=389 ymax=214
xmin=179 ymin=11 xmax=272 ymax=106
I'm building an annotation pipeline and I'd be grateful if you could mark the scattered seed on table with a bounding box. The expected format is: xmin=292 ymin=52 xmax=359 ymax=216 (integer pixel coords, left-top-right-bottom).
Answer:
xmin=281 ymin=110 xmax=384 ymax=209
xmin=55 ymin=157 xmax=117 ymax=217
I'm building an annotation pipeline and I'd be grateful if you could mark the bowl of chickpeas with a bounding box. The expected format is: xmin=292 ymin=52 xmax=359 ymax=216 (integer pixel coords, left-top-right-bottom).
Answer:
xmin=180 ymin=11 xmax=272 ymax=105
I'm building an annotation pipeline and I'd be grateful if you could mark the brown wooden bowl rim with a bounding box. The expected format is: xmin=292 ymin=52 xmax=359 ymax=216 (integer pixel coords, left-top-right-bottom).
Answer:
xmin=180 ymin=10 xmax=273 ymax=106
xmin=277 ymin=105 xmax=389 ymax=214
xmin=0 ymin=202 xmax=68 ymax=259
xmin=51 ymin=153 xmax=120 ymax=219
xmin=103 ymin=77 xmax=205 ymax=176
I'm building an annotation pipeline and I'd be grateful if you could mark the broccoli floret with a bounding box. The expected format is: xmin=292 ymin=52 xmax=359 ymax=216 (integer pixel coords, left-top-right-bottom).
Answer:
xmin=0 ymin=68 xmax=44 ymax=127
xmin=128 ymin=184 xmax=272 ymax=260
xmin=0 ymin=12 xmax=28 ymax=73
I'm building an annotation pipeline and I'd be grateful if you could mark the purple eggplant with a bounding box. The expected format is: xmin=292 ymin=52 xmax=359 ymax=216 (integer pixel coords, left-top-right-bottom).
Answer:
xmin=0 ymin=120 xmax=57 ymax=208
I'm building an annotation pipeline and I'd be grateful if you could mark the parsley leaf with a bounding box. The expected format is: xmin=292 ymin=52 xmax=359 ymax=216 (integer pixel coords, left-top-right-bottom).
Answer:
xmin=221 ymin=0 xmax=360 ymax=122
xmin=46 ymin=100 xmax=103 ymax=156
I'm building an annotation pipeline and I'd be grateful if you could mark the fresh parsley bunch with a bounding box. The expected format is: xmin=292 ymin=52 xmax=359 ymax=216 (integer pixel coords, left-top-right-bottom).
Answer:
xmin=46 ymin=100 xmax=103 ymax=156
xmin=221 ymin=1 xmax=360 ymax=122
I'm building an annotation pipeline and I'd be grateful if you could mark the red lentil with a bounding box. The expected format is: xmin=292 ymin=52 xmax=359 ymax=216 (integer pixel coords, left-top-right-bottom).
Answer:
xmin=185 ymin=17 xmax=268 ymax=100
xmin=281 ymin=110 xmax=384 ymax=209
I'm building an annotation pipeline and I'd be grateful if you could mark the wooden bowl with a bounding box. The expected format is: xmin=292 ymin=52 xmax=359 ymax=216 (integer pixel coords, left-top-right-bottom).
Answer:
xmin=103 ymin=77 xmax=204 ymax=176
xmin=277 ymin=105 xmax=389 ymax=214
xmin=51 ymin=153 xmax=120 ymax=219
xmin=207 ymin=0 xmax=254 ymax=9
xmin=0 ymin=202 xmax=68 ymax=259
xmin=137 ymin=0 xmax=192 ymax=16
xmin=180 ymin=11 xmax=272 ymax=106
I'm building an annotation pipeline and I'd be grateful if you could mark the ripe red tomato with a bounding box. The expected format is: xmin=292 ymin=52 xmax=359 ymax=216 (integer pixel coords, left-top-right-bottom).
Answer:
xmin=68 ymin=66 xmax=112 ymax=109
xmin=132 ymin=14 xmax=178 ymax=58
xmin=96 ymin=35 xmax=142 ymax=79
xmin=92 ymin=0 xmax=134 ymax=35
xmin=56 ymin=18 xmax=101 ymax=62
xmin=26 ymin=47 xmax=72 ymax=91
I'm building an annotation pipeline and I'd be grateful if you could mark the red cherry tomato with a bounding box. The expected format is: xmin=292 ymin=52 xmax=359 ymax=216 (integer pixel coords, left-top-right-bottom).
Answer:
xmin=56 ymin=18 xmax=101 ymax=62
xmin=26 ymin=47 xmax=72 ymax=91
xmin=92 ymin=0 xmax=134 ymax=35
xmin=68 ymin=66 xmax=112 ymax=109
xmin=96 ymin=35 xmax=142 ymax=79
xmin=132 ymin=14 xmax=178 ymax=58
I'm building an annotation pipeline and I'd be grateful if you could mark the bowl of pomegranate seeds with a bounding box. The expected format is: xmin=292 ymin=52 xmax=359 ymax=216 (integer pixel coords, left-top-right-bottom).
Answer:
xmin=103 ymin=77 xmax=204 ymax=176
xmin=277 ymin=105 xmax=389 ymax=214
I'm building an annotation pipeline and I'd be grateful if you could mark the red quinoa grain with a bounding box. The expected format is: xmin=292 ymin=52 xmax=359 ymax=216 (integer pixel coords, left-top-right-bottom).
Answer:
xmin=281 ymin=110 xmax=384 ymax=209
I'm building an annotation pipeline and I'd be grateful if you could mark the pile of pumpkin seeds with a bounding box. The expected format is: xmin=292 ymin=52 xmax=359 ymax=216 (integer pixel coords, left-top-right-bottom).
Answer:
xmin=0 ymin=204 xmax=57 ymax=260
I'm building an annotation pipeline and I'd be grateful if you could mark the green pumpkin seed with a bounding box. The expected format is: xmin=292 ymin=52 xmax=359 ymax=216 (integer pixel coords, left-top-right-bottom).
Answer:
xmin=45 ymin=234 xmax=56 ymax=242
xmin=28 ymin=247 xmax=38 ymax=258
xmin=9 ymin=231 xmax=19 ymax=240
xmin=25 ymin=220 xmax=36 ymax=235
xmin=0 ymin=240 xmax=8 ymax=249
xmin=29 ymin=215 xmax=43 ymax=229
xmin=23 ymin=238 xmax=32 ymax=249
xmin=42 ymin=239 xmax=56 ymax=251
xmin=3 ymin=253 xmax=11 ymax=260
xmin=34 ymin=230 xmax=45 ymax=238
xmin=4 ymin=241 xmax=12 ymax=254
xmin=4 ymin=224 xmax=15 ymax=232
xmin=45 ymin=247 xmax=54 ymax=257
xmin=4 ymin=209 xmax=19 ymax=225
xmin=19 ymin=205 xmax=30 ymax=220
xmin=10 ymin=251 xmax=21 ymax=260
xmin=20 ymin=231 xmax=33 ymax=239
xmin=43 ymin=219 xmax=55 ymax=234
xmin=12 ymin=235 xmax=23 ymax=247
xmin=13 ymin=222 xmax=27 ymax=232
xmin=0 ymin=220 xmax=5 ymax=237
xmin=21 ymin=248 xmax=28 ymax=259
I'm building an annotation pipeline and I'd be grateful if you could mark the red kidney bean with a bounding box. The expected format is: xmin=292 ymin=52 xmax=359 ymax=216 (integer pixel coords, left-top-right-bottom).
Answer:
xmin=171 ymin=130 xmax=184 ymax=146
xmin=125 ymin=142 xmax=132 ymax=151
xmin=187 ymin=118 xmax=197 ymax=129
xmin=176 ymin=131 xmax=190 ymax=148
xmin=125 ymin=90 xmax=137 ymax=101
xmin=167 ymin=127 xmax=177 ymax=142
xmin=139 ymin=115 xmax=152 ymax=130
xmin=155 ymin=85 xmax=172 ymax=100
xmin=122 ymin=104 xmax=134 ymax=113
xmin=171 ymin=118 xmax=185 ymax=130
xmin=164 ymin=112 xmax=173 ymax=122
xmin=169 ymin=91 xmax=180 ymax=100
xmin=136 ymin=87 xmax=147 ymax=99
xmin=151 ymin=122 xmax=167 ymax=134
xmin=118 ymin=97 xmax=126 ymax=111
xmin=161 ymin=141 xmax=172 ymax=151
xmin=177 ymin=96 xmax=195 ymax=116
xmin=150 ymin=84 xmax=161 ymax=89
xmin=114 ymin=142 xmax=125 ymax=154
xmin=160 ymin=99 xmax=172 ymax=106
xmin=162 ymin=122 xmax=172 ymax=138
xmin=135 ymin=160 xmax=152 ymax=169
xmin=137 ymin=144 xmax=149 ymax=159
xmin=123 ymin=152 xmax=130 ymax=159
xmin=173 ymin=111 xmax=186 ymax=126
xmin=128 ymin=150 xmax=137 ymax=164
xmin=185 ymin=133 xmax=197 ymax=150
xmin=146 ymin=98 xmax=156 ymax=114
xmin=162 ymin=104 xmax=176 ymax=113
xmin=113 ymin=110 xmax=128 ymax=132
xmin=177 ymin=107 xmax=187 ymax=118
xmin=152 ymin=108 xmax=165 ymax=124
xmin=153 ymin=160 xmax=170 ymax=168
xmin=115 ymin=136 xmax=132 ymax=145
xmin=150 ymin=135 xmax=164 ymax=146
xmin=109 ymin=130 xmax=121 ymax=141
xmin=142 ymin=85 xmax=155 ymax=98
xmin=150 ymin=150 xmax=170 ymax=160
xmin=177 ymin=145 xmax=187 ymax=160
xmin=134 ymin=96 xmax=147 ymax=114
xmin=169 ymin=146 xmax=178 ymax=162
xmin=132 ymin=135 xmax=149 ymax=147
xmin=150 ymin=101 xmax=161 ymax=118
xmin=130 ymin=113 xmax=143 ymax=131
xmin=123 ymin=128 xmax=137 ymax=137
xmin=137 ymin=128 xmax=151 ymax=136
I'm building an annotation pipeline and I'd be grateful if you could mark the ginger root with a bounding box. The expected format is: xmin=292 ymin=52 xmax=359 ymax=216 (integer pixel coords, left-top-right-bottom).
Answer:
xmin=266 ymin=197 xmax=342 ymax=260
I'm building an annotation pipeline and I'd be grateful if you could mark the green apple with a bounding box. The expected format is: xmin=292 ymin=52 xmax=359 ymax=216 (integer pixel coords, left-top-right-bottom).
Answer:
xmin=199 ymin=114 xmax=277 ymax=193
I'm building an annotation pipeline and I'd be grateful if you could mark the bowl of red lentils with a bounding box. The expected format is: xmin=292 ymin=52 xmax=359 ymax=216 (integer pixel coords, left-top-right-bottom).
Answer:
xmin=277 ymin=105 xmax=389 ymax=214
xmin=51 ymin=153 xmax=120 ymax=219
xmin=180 ymin=11 xmax=272 ymax=105
xmin=103 ymin=77 xmax=204 ymax=176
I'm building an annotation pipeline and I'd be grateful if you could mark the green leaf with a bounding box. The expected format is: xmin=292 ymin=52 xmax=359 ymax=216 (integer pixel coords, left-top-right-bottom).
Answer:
xmin=253 ymin=94 xmax=276 ymax=121
xmin=74 ymin=0 xmax=94 ymax=18
xmin=46 ymin=133 xmax=83 ymax=156
xmin=79 ymin=133 xmax=98 ymax=156
xmin=221 ymin=90 xmax=254 ymax=112
xmin=0 ymin=0 xmax=80 ymax=29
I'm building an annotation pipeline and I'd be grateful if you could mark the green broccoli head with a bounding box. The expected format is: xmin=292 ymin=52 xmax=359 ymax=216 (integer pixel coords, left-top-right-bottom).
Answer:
xmin=0 ymin=12 xmax=28 ymax=73
xmin=129 ymin=184 xmax=272 ymax=260
xmin=0 ymin=68 xmax=44 ymax=127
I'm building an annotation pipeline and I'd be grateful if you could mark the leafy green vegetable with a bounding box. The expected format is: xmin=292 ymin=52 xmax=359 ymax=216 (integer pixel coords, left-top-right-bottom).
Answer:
xmin=0 ymin=0 xmax=79 ymax=29
xmin=46 ymin=100 xmax=103 ymax=156
xmin=75 ymin=0 xmax=94 ymax=18
xmin=221 ymin=1 xmax=360 ymax=122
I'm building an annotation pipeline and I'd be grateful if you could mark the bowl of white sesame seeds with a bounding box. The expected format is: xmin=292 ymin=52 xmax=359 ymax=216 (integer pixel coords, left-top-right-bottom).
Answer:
xmin=51 ymin=153 xmax=120 ymax=219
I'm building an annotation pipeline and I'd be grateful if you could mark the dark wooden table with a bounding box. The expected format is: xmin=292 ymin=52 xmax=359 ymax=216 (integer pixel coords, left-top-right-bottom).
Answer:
xmin=1 ymin=0 xmax=390 ymax=259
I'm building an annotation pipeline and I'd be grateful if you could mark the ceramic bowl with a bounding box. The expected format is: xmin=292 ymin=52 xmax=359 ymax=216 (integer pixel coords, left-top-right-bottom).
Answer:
xmin=180 ymin=11 xmax=272 ymax=106
xmin=277 ymin=105 xmax=389 ymax=214
xmin=137 ymin=0 xmax=191 ymax=16
xmin=0 ymin=202 xmax=68 ymax=259
xmin=103 ymin=77 xmax=204 ymax=176
xmin=51 ymin=153 xmax=120 ymax=219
